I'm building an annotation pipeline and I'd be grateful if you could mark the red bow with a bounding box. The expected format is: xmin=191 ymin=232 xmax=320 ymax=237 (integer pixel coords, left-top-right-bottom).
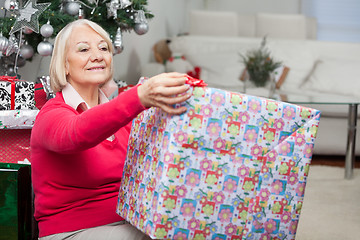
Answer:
xmin=0 ymin=76 xmax=18 ymax=110
xmin=186 ymin=75 xmax=207 ymax=87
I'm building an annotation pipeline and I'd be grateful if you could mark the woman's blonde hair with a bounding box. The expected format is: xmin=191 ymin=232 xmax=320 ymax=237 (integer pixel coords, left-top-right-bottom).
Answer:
xmin=49 ymin=19 xmax=114 ymax=92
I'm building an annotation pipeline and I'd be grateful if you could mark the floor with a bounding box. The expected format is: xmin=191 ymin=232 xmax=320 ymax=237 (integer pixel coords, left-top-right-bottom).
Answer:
xmin=311 ymin=154 xmax=360 ymax=168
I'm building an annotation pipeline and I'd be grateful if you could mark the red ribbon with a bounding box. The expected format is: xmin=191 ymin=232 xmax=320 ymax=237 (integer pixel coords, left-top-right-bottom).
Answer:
xmin=0 ymin=76 xmax=18 ymax=110
xmin=186 ymin=75 xmax=207 ymax=87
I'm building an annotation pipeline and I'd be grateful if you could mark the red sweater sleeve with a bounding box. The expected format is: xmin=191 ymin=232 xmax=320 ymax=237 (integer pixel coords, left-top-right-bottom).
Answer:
xmin=31 ymin=85 xmax=145 ymax=154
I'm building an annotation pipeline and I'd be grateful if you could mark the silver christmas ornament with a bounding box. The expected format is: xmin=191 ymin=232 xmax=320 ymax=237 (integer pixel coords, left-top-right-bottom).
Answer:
xmin=20 ymin=44 xmax=34 ymax=59
xmin=40 ymin=22 xmax=54 ymax=38
xmin=4 ymin=0 xmax=19 ymax=11
xmin=107 ymin=0 xmax=119 ymax=19
xmin=134 ymin=22 xmax=149 ymax=35
xmin=0 ymin=34 xmax=9 ymax=53
xmin=37 ymin=41 xmax=53 ymax=56
xmin=134 ymin=10 xmax=149 ymax=35
xmin=4 ymin=34 xmax=18 ymax=56
xmin=113 ymin=27 xmax=124 ymax=54
xmin=119 ymin=0 xmax=132 ymax=9
xmin=134 ymin=10 xmax=147 ymax=23
xmin=65 ymin=2 xmax=80 ymax=16
xmin=38 ymin=75 xmax=55 ymax=99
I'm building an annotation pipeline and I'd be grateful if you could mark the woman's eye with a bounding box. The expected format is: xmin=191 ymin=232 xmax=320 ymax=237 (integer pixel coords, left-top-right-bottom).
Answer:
xmin=79 ymin=48 xmax=88 ymax=52
xmin=100 ymin=46 xmax=109 ymax=51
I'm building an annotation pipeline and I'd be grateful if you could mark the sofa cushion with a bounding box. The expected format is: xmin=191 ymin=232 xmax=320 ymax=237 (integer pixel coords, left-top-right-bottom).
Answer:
xmin=302 ymin=58 xmax=360 ymax=98
xmin=266 ymin=40 xmax=318 ymax=92
xmin=189 ymin=10 xmax=238 ymax=37
xmin=256 ymin=13 xmax=307 ymax=39
xmin=238 ymin=14 xmax=256 ymax=37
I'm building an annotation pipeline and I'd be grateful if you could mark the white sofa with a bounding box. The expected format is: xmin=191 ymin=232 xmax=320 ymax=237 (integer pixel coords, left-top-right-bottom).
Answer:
xmin=142 ymin=12 xmax=360 ymax=156
xmin=188 ymin=10 xmax=318 ymax=40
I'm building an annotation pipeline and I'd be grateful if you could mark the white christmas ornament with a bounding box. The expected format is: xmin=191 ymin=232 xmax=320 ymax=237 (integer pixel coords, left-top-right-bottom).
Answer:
xmin=78 ymin=5 xmax=85 ymax=19
xmin=65 ymin=2 xmax=80 ymax=16
xmin=113 ymin=27 xmax=123 ymax=54
xmin=40 ymin=22 xmax=54 ymax=38
xmin=37 ymin=41 xmax=53 ymax=56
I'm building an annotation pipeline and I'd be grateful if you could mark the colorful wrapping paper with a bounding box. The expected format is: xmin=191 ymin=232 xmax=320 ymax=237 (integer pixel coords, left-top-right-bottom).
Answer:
xmin=117 ymin=86 xmax=320 ymax=240
xmin=0 ymin=76 xmax=35 ymax=110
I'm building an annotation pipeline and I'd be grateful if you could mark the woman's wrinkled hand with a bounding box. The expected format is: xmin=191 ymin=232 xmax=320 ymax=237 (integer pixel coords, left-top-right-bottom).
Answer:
xmin=137 ymin=72 xmax=191 ymax=115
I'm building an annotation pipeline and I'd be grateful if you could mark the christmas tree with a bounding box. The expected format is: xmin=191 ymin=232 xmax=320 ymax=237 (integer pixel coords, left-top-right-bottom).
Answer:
xmin=0 ymin=0 xmax=153 ymax=76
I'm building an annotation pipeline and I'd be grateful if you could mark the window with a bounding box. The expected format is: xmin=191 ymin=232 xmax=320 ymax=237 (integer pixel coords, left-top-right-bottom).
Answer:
xmin=301 ymin=0 xmax=360 ymax=42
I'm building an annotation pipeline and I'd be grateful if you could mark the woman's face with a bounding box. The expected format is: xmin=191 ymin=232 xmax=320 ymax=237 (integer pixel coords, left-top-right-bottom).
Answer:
xmin=65 ymin=24 xmax=112 ymax=89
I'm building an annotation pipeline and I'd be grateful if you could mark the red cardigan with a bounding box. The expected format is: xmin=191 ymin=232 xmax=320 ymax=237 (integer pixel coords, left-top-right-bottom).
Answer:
xmin=30 ymin=86 xmax=145 ymax=237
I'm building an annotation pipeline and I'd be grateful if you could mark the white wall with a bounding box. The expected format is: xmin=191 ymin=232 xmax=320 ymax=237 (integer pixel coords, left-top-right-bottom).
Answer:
xmin=11 ymin=0 xmax=299 ymax=84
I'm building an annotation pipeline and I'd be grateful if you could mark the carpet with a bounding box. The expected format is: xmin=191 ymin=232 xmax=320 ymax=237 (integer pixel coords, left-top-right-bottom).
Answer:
xmin=295 ymin=165 xmax=360 ymax=240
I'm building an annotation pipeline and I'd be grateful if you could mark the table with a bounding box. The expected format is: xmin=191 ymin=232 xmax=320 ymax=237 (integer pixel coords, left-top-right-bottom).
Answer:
xmin=278 ymin=92 xmax=360 ymax=180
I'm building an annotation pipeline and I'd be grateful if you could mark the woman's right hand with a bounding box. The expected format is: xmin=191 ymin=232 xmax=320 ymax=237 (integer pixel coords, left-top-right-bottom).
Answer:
xmin=137 ymin=72 xmax=191 ymax=115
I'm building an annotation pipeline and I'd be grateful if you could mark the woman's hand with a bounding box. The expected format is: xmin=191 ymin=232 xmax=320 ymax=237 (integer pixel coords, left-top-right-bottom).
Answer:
xmin=137 ymin=72 xmax=191 ymax=115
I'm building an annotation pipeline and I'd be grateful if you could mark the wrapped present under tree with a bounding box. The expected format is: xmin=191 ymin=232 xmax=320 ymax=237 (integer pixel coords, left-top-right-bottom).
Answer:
xmin=117 ymin=81 xmax=320 ymax=240
xmin=0 ymin=76 xmax=35 ymax=110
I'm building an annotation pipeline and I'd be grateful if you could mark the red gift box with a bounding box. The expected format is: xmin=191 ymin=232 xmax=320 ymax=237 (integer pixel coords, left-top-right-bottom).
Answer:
xmin=0 ymin=129 xmax=31 ymax=163
xmin=34 ymin=83 xmax=47 ymax=110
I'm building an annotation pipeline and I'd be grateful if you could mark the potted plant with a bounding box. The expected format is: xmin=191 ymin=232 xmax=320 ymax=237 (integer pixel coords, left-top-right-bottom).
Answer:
xmin=241 ymin=37 xmax=282 ymax=87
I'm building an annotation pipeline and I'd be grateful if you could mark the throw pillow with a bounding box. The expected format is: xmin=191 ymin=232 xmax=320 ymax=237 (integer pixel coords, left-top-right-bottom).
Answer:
xmin=266 ymin=41 xmax=318 ymax=92
xmin=301 ymin=59 xmax=360 ymax=97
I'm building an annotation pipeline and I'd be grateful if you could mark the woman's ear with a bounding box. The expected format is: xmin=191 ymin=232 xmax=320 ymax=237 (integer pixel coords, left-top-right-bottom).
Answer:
xmin=65 ymin=61 xmax=69 ymax=75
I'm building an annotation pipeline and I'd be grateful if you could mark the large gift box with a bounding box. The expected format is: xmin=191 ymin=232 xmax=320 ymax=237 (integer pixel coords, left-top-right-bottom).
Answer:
xmin=0 ymin=76 xmax=35 ymax=110
xmin=117 ymin=83 xmax=320 ymax=239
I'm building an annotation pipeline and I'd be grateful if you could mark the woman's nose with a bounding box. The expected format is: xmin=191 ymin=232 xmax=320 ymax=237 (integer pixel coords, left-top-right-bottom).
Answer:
xmin=90 ymin=49 xmax=104 ymax=61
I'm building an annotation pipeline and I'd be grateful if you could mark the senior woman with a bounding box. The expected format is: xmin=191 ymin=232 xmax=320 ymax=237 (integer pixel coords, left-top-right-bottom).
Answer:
xmin=30 ymin=19 xmax=190 ymax=240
